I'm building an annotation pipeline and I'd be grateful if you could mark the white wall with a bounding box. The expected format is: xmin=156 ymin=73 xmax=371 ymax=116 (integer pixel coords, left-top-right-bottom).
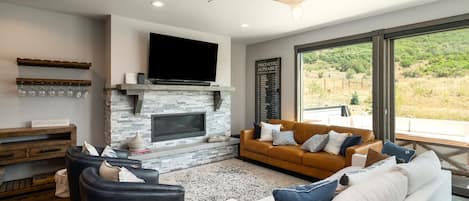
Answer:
xmin=0 ymin=3 xmax=106 ymax=145
xmin=231 ymin=42 xmax=247 ymax=134
xmin=245 ymin=0 xmax=469 ymax=126
xmin=109 ymin=15 xmax=231 ymax=87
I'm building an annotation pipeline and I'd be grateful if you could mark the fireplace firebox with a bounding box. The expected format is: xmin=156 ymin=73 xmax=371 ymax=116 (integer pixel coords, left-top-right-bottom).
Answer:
xmin=151 ymin=112 xmax=206 ymax=142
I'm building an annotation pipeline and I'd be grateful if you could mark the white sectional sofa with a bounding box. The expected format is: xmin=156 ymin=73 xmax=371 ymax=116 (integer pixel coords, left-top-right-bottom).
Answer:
xmin=258 ymin=153 xmax=452 ymax=201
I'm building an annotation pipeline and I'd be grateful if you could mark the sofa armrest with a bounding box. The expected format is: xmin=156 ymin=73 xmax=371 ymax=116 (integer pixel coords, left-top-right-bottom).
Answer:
xmin=345 ymin=140 xmax=383 ymax=166
xmin=240 ymin=129 xmax=254 ymax=143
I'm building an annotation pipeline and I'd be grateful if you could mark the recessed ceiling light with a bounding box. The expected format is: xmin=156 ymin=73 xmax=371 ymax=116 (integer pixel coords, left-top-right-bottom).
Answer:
xmin=240 ymin=24 xmax=249 ymax=28
xmin=151 ymin=1 xmax=165 ymax=7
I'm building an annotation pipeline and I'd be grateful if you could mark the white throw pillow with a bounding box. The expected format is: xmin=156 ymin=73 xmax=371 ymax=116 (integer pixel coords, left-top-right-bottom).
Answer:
xmin=258 ymin=122 xmax=281 ymax=142
xmin=323 ymin=130 xmax=348 ymax=155
xmin=101 ymin=145 xmax=118 ymax=158
xmin=82 ymin=141 xmax=99 ymax=156
xmin=394 ymin=150 xmax=441 ymax=195
xmin=119 ymin=167 xmax=145 ymax=183
xmin=332 ymin=171 xmax=408 ymax=201
xmin=99 ymin=161 xmax=120 ymax=182
xmin=340 ymin=156 xmax=397 ymax=186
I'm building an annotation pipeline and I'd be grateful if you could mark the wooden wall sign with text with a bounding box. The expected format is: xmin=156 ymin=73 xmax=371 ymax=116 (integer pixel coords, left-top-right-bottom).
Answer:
xmin=255 ymin=58 xmax=281 ymax=122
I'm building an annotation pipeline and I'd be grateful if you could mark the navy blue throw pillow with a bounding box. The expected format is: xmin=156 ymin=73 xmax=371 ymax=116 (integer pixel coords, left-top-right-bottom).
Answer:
xmin=382 ymin=141 xmax=416 ymax=163
xmin=253 ymin=122 xmax=261 ymax=139
xmin=339 ymin=135 xmax=362 ymax=156
xmin=273 ymin=180 xmax=337 ymax=201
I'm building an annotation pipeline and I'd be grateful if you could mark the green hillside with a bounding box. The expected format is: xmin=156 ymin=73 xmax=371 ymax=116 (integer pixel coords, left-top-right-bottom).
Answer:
xmin=302 ymin=28 xmax=469 ymax=78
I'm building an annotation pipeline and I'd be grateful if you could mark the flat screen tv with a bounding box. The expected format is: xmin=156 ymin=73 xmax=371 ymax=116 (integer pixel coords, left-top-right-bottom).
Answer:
xmin=148 ymin=33 xmax=218 ymax=83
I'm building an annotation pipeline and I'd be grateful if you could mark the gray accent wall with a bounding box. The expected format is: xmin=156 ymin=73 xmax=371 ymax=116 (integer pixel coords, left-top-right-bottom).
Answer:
xmin=0 ymin=2 xmax=106 ymax=145
xmin=231 ymin=42 xmax=247 ymax=134
xmin=245 ymin=0 xmax=469 ymax=126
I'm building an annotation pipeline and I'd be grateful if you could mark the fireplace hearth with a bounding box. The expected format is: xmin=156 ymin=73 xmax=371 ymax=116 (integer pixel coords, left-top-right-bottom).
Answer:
xmin=151 ymin=112 xmax=206 ymax=142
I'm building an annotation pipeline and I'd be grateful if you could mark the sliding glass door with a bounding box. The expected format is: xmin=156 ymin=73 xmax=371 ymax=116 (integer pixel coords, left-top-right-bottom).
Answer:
xmin=298 ymin=42 xmax=373 ymax=129
xmin=392 ymin=28 xmax=469 ymax=176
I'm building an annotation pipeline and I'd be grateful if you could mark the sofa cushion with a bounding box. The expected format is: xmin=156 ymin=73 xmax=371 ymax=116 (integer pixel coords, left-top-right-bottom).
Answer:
xmin=394 ymin=150 xmax=441 ymax=195
xmin=303 ymin=152 xmax=346 ymax=172
xmin=329 ymin=125 xmax=374 ymax=143
xmin=293 ymin=123 xmax=329 ymax=144
xmin=245 ymin=139 xmax=273 ymax=155
xmin=268 ymin=119 xmax=297 ymax=131
xmin=332 ymin=171 xmax=408 ymax=201
xmin=268 ymin=145 xmax=305 ymax=164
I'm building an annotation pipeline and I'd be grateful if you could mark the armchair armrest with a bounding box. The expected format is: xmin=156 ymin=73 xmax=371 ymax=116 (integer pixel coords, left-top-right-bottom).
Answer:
xmin=128 ymin=167 xmax=159 ymax=184
xmin=345 ymin=140 xmax=383 ymax=166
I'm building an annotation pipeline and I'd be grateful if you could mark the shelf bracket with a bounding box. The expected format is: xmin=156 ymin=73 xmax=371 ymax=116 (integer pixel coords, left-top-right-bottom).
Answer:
xmin=213 ymin=91 xmax=222 ymax=111
xmin=124 ymin=90 xmax=144 ymax=115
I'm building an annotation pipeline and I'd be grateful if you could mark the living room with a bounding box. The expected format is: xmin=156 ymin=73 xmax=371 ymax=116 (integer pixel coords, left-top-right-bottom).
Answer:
xmin=0 ymin=0 xmax=468 ymax=200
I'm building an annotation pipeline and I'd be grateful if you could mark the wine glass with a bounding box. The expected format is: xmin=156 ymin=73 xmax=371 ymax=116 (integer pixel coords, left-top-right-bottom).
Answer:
xmin=17 ymin=84 xmax=26 ymax=96
xmin=27 ymin=85 xmax=36 ymax=96
xmin=48 ymin=85 xmax=56 ymax=96
xmin=38 ymin=86 xmax=46 ymax=97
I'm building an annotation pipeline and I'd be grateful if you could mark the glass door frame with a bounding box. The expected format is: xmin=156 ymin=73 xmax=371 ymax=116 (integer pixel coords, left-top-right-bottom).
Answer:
xmin=294 ymin=14 xmax=469 ymax=142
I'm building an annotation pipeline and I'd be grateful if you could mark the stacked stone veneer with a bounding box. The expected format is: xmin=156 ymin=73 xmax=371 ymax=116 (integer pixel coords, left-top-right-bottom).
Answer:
xmin=104 ymin=90 xmax=231 ymax=149
xmin=104 ymin=89 xmax=237 ymax=172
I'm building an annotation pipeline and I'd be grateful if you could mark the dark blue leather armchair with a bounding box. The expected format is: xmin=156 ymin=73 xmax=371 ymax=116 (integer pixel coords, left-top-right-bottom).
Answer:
xmin=65 ymin=146 xmax=142 ymax=201
xmin=79 ymin=167 xmax=185 ymax=201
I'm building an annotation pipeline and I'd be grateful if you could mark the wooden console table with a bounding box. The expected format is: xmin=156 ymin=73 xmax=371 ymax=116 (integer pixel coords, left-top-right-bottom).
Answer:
xmin=0 ymin=125 xmax=76 ymax=199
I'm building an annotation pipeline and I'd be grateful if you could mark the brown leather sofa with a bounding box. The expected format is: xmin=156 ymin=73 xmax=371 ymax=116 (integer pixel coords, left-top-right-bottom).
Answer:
xmin=240 ymin=119 xmax=383 ymax=179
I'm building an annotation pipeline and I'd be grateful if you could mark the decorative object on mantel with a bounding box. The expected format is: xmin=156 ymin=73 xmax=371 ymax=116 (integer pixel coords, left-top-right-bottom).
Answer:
xmin=207 ymin=135 xmax=231 ymax=143
xmin=17 ymin=58 xmax=91 ymax=70
xmin=16 ymin=78 xmax=91 ymax=98
xmin=116 ymin=84 xmax=235 ymax=114
xmin=128 ymin=133 xmax=146 ymax=152
xmin=124 ymin=73 xmax=138 ymax=84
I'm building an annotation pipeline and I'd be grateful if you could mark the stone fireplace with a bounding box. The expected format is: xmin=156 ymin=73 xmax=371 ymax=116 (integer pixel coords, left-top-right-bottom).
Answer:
xmin=104 ymin=85 xmax=239 ymax=173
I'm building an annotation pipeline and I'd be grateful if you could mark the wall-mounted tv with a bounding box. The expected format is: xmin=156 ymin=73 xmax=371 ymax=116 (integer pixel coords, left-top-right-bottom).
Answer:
xmin=148 ymin=33 xmax=218 ymax=84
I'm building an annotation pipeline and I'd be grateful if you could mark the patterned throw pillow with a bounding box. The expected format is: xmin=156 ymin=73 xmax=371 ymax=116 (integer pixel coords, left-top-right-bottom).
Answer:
xmin=101 ymin=145 xmax=118 ymax=158
xmin=82 ymin=141 xmax=99 ymax=156
xmin=273 ymin=180 xmax=337 ymax=201
xmin=272 ymin=130 xmax=298 ymax=146
xmin=382 ymin=142 xmax=416 ymax=163
xmin=301 ymin=134 xmax=329 ymax=152
xmin=119 ymin=167 xmax=145 ymax=183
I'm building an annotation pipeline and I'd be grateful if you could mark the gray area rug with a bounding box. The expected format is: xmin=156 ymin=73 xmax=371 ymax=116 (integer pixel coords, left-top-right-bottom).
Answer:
xmin=159 ymin=159 xmax=309 ymax=201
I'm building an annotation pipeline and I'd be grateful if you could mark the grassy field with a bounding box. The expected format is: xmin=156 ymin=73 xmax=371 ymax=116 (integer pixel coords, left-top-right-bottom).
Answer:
xmin=303 ymin=66 xmax=469 ymax=122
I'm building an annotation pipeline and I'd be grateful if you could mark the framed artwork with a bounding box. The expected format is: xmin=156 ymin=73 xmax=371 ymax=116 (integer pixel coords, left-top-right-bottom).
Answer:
xmin=255 ymin=57 xmax=281 ymax=122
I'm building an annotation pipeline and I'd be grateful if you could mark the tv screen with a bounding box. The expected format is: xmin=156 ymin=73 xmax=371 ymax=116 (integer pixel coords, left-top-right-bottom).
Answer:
xmin=148 ymin=33 xmax=218 ymax=82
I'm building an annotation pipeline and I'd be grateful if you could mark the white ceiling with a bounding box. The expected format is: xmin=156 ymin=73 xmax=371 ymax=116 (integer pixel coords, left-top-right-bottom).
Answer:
xmin=1 ymin=0 xmax=439 ymax=44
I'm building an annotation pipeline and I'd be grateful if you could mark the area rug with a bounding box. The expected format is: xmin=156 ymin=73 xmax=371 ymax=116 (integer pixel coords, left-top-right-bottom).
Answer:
xmin=159 ymin=159 xmax=309 ymax=201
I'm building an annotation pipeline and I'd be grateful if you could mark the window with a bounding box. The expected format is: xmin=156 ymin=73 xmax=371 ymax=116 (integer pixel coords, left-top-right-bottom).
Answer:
xmin=393 ymin=28 xmax=469 ymax=175
xmin=298 ymin=42 xmax=373 ymax=129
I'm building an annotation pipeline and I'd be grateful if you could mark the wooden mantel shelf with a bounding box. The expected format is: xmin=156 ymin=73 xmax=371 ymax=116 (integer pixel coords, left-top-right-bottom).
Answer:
xmin=116 ymin=84 xmax=235 ymax=92
xmin=116 ymin=84 xmax=235 ymax=115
